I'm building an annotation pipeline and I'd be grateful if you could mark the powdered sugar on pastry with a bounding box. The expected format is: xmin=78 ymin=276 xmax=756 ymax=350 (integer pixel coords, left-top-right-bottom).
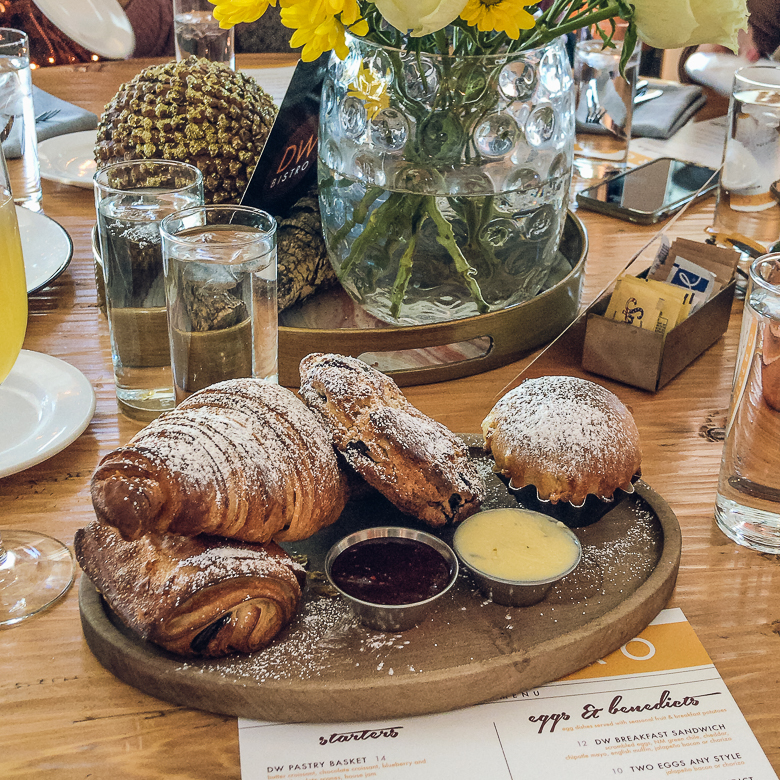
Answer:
xmin=180 ymin=545 xmax=306 ymax=591
xmin=74 ymin=521 xmax=304 ymax=657
xmin=90 ymin=379 xmax=347 ymax=543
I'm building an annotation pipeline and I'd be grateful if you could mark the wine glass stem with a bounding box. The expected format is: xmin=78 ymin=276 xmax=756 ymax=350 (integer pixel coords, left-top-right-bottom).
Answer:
xmin=0 ymin=529 xmax=75 ymax=626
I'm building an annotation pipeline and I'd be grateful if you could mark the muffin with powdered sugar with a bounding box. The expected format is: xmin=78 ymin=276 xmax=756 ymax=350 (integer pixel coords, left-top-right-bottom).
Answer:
xmin=482 ymin=375 xmax=642 ymax=523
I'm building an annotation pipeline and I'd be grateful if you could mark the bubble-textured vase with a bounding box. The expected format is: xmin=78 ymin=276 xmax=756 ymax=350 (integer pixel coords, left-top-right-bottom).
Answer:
xmin=318 ymin=35 xmax=575 ymax=325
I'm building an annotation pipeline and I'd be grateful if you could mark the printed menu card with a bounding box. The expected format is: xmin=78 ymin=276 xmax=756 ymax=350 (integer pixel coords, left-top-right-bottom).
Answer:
xmin=238 ymin=609 xmax=777 ymax=779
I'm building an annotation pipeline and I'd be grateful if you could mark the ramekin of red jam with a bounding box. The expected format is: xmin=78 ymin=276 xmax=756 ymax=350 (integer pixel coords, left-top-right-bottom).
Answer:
xmin=324 ymin=527 xmax=458 ymax=632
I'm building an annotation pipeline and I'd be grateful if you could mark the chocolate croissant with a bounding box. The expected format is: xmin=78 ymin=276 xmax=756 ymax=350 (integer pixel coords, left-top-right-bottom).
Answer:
xmin=75 ymin=520 xmax=304 ymax=657
xmin=90 ymin=379 xmax=348 ymax=543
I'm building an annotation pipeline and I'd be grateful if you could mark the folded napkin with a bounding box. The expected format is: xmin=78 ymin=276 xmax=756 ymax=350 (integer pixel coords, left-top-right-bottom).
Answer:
xmin=2 ymin=86 xmax=98 ymax=159
xmin=632 ymin=83 xmax=707 ymax=140
xmin=576 ymin=82 xmax=706 ymax=142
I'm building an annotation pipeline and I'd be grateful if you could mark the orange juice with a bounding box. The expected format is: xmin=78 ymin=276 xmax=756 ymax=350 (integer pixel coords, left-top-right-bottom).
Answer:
xmin=0 ymin=193 xmax=27 ymax=383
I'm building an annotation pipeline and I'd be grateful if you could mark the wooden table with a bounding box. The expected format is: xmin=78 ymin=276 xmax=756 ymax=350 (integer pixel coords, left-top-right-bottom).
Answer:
xmin=2 ymin=55 xmax=778 ymax=779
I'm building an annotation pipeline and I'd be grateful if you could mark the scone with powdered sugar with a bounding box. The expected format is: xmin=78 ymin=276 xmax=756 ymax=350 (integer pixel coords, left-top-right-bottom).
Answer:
xmin=298 ymin=353 xmax=485 ymax=527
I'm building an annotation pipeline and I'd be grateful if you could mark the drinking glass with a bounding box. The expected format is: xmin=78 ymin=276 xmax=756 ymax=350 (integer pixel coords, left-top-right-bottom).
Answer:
xmin=0 ymin=28 xmax=41 ymax=211
xmin=0 ymin=143 xmax=73 ymax=627
xmin=160 ymin=204 xmax=277 ymax=404
xmin=94 ymin=159 xmax=204 ymax=421
xmin=573 ymin=24 xmax=640 ymax=183
xmin=173 ymin=0 xmax=235 ymax=69
xmin=715 ymin=254 xmax=780 ymax=553
xmin=714 ymin=64 xmax=780 ymax=246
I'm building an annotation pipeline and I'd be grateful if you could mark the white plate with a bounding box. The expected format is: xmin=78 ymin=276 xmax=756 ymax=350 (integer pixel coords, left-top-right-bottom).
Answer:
xmin=31 ymin=0 xmax=135 ymax=59
xmin=19 ymin=207 xmax=73 ymax=294
xmin=240 ymin=66 xmax=297 ymax=106
xmin=38 ymin=130 xmax=97 ymax=190
xmin=0 ymin=351 xmax=96 ymax=478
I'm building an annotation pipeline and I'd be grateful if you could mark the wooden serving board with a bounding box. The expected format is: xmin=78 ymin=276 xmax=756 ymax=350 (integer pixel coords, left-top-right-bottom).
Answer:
xmin=79 ymin=437 xmax=682 ymax=723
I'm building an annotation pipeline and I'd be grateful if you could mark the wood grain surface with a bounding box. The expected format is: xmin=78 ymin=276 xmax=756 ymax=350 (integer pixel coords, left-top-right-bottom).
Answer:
xmin=0 ymin=55 xmax=778 ymax=779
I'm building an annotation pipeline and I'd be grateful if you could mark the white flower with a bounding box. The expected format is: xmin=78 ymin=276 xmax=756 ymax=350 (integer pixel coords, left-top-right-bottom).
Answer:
xmin=371 ymin=0 xmax=467 ymax=37
xmin=631 ymin=0 xmax=748 ymax=51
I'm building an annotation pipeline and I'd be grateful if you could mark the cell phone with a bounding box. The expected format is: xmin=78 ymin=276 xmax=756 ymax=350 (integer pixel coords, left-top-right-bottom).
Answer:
xmin=575 ymin=157 xmax=719 ymax=224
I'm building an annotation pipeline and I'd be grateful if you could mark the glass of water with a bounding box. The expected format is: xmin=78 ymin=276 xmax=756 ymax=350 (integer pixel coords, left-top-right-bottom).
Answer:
xmin=714 ymin=64 xmax=780 ymax=246
xmin=173 ymin=0 xmax=235 ymax=70
xmin=0 ymin=28 xmax=41 ymax=211
xmin=573 ymin=24 xmax=640 ymax=183
xmin=94 ymin=159 xmax=204 ymax=421
xmin=715 ymin=254 xmax=780 ymax=554
xmin=160 ymin=205 xmax=277 ymax=404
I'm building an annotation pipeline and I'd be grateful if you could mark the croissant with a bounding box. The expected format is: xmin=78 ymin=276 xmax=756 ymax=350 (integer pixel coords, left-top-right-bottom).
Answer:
xmin=90 ymin=379 xmax=348 ymax=543
xmin=75 ymin=520 xmax=304 ymax=657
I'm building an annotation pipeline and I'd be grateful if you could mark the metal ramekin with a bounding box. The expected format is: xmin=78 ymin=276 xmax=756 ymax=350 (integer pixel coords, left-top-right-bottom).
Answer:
xmin=324 ymin=526 xmax=458 ymax=632
xmin=453 ymin=509 xmax=582 ymax=607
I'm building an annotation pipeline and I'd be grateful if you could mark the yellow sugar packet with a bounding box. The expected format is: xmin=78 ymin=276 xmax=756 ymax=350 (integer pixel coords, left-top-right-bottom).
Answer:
xmin=653 ymin=296 xmax=682 ymax=338
xmin=605 ymin=275 xmax=694 ymax=335
xmin=641 ymin=277 xmax=695 ymax=327
xmin=605 ymin=275 xmax=664 ymax=330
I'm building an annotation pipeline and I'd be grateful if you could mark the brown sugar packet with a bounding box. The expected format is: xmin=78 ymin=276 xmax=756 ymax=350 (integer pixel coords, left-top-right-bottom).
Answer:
xmin=649 ymin=238 xmax=739 ymax=293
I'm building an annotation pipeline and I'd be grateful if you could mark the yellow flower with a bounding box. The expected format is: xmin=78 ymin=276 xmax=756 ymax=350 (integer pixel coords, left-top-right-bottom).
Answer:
xmin=208 ymin=0 xmax=276 ymax=28
xmin=459 ymin=0 xmax=535 ymax=39
xmin=281 ymin=0 xmax=368 ymax=61
xmin=347 ymin=62 xmax=390 ymax=118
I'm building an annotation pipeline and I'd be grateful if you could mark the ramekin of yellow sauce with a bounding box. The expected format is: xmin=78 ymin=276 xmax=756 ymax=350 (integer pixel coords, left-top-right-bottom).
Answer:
xmin=453 ymin=508 xmax=582 ymax=606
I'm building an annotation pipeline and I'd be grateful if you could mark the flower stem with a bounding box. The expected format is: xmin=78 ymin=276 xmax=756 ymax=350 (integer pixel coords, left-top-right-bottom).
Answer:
xmin=423 ymin=195 xmax=489 ymax=313
xmin=337 ymin=191 xmax=407 ymax=278
xmin=330 ymin=185 xmax=385 ymax=248
xmin=513 ymin=2 xmax=624 ymax=51
xmin=389 ymin=204 xmax=426 ymax=318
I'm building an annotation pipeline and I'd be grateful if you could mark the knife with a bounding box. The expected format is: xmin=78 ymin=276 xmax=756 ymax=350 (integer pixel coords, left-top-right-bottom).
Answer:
xmin=635 ymin=88 xmax=663 ymax=105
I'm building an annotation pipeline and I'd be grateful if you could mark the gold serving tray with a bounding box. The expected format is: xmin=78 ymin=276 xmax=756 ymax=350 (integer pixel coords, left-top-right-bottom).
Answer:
xmin=277 ymin=212 xmax=588 ymax=386
xmin=79 ymin=436 xmax=680 ymax=724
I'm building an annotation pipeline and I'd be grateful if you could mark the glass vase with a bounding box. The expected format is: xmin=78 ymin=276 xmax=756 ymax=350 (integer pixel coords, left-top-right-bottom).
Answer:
xmin=318 ymin=34 xmax=575 ymax=325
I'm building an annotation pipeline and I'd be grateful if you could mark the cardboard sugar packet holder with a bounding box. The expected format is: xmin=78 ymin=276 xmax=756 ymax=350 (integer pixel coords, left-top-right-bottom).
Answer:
xmin=582 ymin=238 xmax=740 ymax=392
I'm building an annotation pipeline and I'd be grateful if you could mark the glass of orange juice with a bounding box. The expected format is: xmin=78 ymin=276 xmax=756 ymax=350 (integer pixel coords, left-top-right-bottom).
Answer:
xmin=0 ymin=143 xmax=74 ymax=626
xmin=0 ymin=149 xmax=26 ymax=382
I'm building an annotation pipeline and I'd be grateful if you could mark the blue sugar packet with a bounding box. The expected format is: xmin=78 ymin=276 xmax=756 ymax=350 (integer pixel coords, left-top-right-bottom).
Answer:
xmin=668 ymin=256 xmax=717 ymax=301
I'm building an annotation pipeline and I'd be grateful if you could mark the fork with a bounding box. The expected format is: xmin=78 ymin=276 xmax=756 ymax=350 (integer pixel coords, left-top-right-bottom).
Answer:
xmin=585 ymin=81 xmax=606 ymax=124
xmin=35 ymin=108 xmax=61 ymax=123
xmin=0 ymin=108 xmax=61 ymax=143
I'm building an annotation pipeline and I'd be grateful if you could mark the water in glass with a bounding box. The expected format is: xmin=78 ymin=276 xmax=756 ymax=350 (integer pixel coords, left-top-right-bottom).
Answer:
xmin=0 ymin=31 xmax=41 ymax=210
xmin=164 ymin=223 xmax=277 ymax=403
xmin=98 ymin=189 xmax=201 ymax=419
xmin=716 ymin=256 xmax=780 ymax=553
xmin=573 ymin=39 xmax=639 ymax=181
xmin=174 ymin=11 xmax=235 ymax=69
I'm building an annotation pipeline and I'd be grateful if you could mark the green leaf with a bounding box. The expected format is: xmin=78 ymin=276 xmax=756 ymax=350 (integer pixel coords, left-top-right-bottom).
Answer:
xmin=618 ymin=23 xmax=638 ymax=78
xmin=417 ymin=110 xmax=466 ymax=162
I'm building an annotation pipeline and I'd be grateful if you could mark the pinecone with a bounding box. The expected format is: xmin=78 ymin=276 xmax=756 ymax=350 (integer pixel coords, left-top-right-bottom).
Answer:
xmin=276 ymin=188 xmax=337 ymax=311
xmin=94 ymin=57 xmax=277 ymax=205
